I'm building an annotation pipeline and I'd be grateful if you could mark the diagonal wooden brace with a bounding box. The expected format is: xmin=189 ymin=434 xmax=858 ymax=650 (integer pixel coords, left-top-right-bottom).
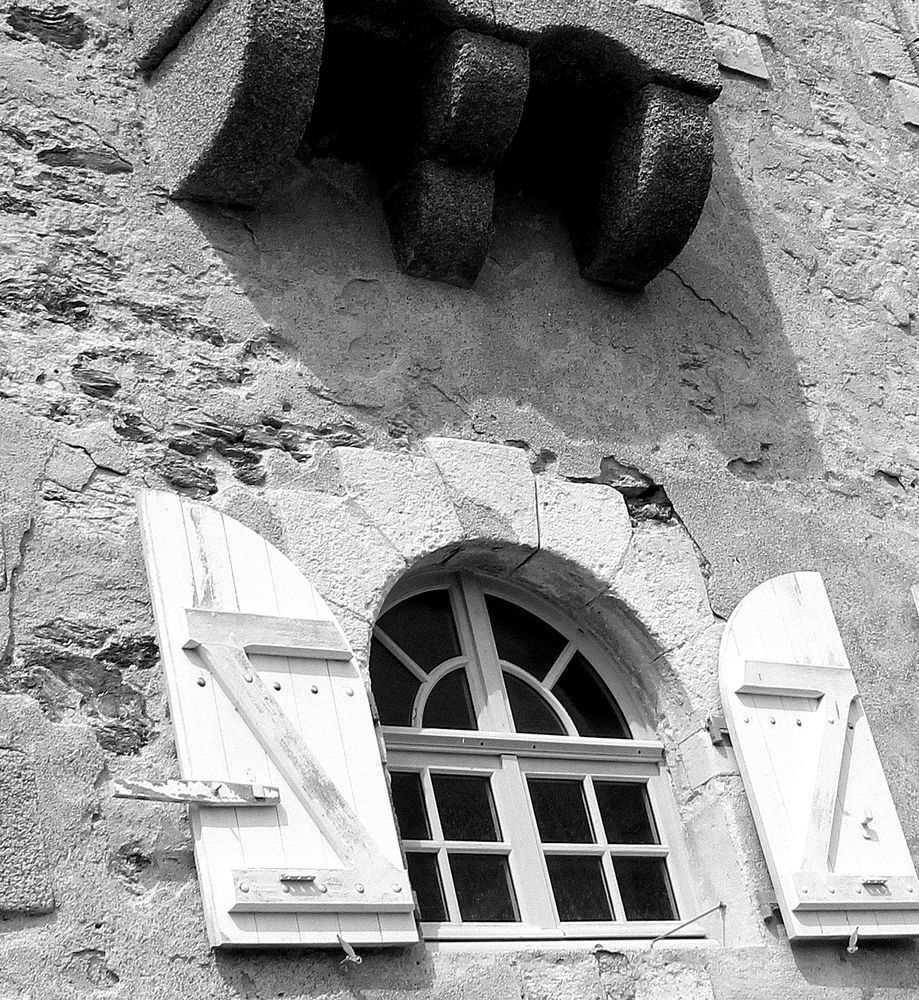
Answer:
xmin=187 ymin=630 xmax=399 ymax=876
xmin=739 ymin=660 xmax=859 ymax=881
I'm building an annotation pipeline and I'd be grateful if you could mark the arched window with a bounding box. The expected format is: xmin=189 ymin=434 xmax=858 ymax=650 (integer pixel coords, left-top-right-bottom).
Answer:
xmin=370 ymin=572 xmax=695 ymax=941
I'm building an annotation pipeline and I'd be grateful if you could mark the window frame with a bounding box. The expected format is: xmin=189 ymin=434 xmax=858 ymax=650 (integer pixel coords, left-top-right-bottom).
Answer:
xmin=375 ymin=571 xmax=702 ymax=942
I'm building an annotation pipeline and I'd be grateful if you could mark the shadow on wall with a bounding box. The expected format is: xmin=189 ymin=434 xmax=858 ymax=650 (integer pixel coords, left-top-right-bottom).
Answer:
xmin=180 ymin=80 xmax=819 ymax=480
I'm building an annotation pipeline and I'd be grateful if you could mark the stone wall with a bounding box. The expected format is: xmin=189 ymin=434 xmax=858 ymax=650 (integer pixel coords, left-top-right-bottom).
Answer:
xmin=3 ymin=0 xmax=919 ymax=994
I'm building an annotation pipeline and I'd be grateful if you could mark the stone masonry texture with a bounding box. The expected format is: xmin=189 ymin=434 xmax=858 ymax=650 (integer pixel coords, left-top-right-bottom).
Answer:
xmin=4 ymin=0 xmax=919 ymax=994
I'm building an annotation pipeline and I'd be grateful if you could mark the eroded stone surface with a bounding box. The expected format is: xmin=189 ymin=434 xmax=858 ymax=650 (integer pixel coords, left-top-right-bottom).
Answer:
xmin=575 ymin=84 xmax=715 ymax=288
xmin=130 ymin=0 xmax=210 ymax=70
xmin=516 ymin=475 xmax=632 ymax=604
xmin=148 ymin=0 xmax=323 ymax=202
xmin=336 ymin=446 xmax=464 ymax=560
xmin=0 ymin=747 xmax=54 ymax=915
xmin=706 ymin=22 xmax=769 ymax=80
xmin=418 ymin=30 xmax=530 ymax=165
xmin=385 ymin=162 xmax=496 ymax=286
xmin=423 ymin=438 xmax=539 ymax=548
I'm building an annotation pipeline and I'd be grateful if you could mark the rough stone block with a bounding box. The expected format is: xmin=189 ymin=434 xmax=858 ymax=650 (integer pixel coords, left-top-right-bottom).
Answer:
xmin=699 ymin=0 xmax=770 ymax=37
xmin=423 ymin=438 xmax=539 ymax=548
xmin=891 ymin=78 xmax=919 ymax=125
xmin=419 ymin=30 xmax=529 ymax=166
xmin=0 ymin=748 xmax=54 ymax=916
xmin=609 ymin=524 xmax=713 ymax=652
xmin=705 ymin=22 xmax=769 ymax=79
xmin=574 ymin=84 xmax=714 ymax=289
xmin=677 ymin=727 xmax=738 ymax=791
xmin=487 ymin=0 xmax=721 ymax=97
xmin=335 ymin=447 xmax=464 ymax=561
xmin=638 ymin=0 xmax=704 ymax=21
xmin=516 ymin=477 xmax=632 ymax=606
xmin=267 ymin=489 xmax=406 ymax=622
xmin=844 ymin=17 xmax=916 ymax=82
xmin=149 ymin=0 xmax=323 ymax=203
xmin=384 ymin=161 xmax=495 ymax=287
xmin=130 ymin=0 xmax=210 ymax=70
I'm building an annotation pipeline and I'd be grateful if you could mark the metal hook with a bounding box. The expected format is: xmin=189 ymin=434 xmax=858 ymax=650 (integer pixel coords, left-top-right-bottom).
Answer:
xmin=650 ymin=901 xmax=726 ymax=947
xmin=847 ymin=927 xmax=859 ymax=954
xmin=337 ymin=934 xmax=362 ymax=966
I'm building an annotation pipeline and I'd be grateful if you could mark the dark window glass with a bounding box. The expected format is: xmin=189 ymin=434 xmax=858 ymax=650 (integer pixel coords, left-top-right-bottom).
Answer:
xmin=485 ymin=595 xmax=567 ymax=680
xmin=449 ymin=854 xmax=518 ymax=922
xmin=505 ymin=672 xmax=566 ymax=735
xmin=546 ymin=856 xmax=612 ymax=921
xmin=552 ymin=652 xmax=631 ymax=739
xmin=405 ymin=852 xmax=447 ymax=922
xmin=527 ymin=778 xmax=593 ymax=843
xmin=423 ymin=668 xmax=477 ymax=730
xmin=390 ymin=771 xmax=430 ymax=840
xmin=377 ymin=590 xmax=461 ymax=673
xmin=594 ymin=782 xmax=658 ymax=845
xmin=369 ymin=637 xmax=420 ymax=727
xmin=614 ymin=857 xmax=678 ymax=921
xmin=432 ymin=773 xmax=500 ymax=841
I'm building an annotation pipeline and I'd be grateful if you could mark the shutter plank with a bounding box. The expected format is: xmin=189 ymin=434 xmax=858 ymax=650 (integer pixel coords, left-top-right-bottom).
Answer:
xmin=263 ymin=541 xmax=345 ymax=943
xmin=183 ymin=500 xmax=272 ymax=945
xmin=221 ymin=514 xmax=303 ymax=945
xmin=138 ymin=493 xmax=258 ymax=946
xmin=720 ymin=572 xmax=919 ymax=940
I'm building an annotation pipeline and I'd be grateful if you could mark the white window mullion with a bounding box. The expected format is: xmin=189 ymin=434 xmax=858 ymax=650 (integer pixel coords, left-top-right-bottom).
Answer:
xmin=542 ymin=640 xmax=577 ymax=691
xmin=584 ymin=776 xmax=627 ymax=922
xmin=459 ymin=577 xmax=515 ymax=732
xmin=447 ymin=580 xmax=494 ymax=729
xmin=418 ymin=767 xmax=462 ymax=924
xmin=496 ymin=754 xmax=557 ymax=930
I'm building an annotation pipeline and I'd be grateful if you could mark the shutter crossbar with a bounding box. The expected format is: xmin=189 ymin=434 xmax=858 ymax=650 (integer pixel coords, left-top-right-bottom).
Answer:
xmin=184 ymin=609 xmax=351 ymax=660
xmin=112 ymin=777 xmax=280 ymax=806
xmin=231 ymin=868 xmax=414 ymax=914
xmin=793 ymin=872 xmax=919 ymax=910
xmin=190 ymin=638 xmax=401 ymax=876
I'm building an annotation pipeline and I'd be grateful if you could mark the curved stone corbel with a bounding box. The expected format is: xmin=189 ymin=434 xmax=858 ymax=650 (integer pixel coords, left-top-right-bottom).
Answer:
xmin=573 ymin=84 xmax=714 ymax=290
xmin=383 ymin=30 xmax=529 ymax=286
xmin=133 ymin=0 xmax=324 ymax=205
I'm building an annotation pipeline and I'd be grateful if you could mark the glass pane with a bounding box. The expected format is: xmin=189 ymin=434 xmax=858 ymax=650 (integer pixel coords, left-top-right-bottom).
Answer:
xmin=449 ymin=853 xmax=518 ymax=921
xmin=552 ymin=652 xmax=631 ymax=738
xmin=423 ymin=667 xmax=477 ymax=730
xmin=369 ymin=637 xmax=420 ymax=726
xmin=390 ymin=771 xmax=430 ymax=840
xmin=432 ymin=773 xmax=500 ymax=841
xmin=505 ymin=672 xmax=567 ymax=735
xmin=405 ymin=852 xmax=447 ymax=922
xmin=527 ymin=777 xmax=593 ymax=843
xmin=377 ymin=589 xmax=461 ymax=673
xmin=594 ymin=782 xmax=658 ymax=845
xmin=614 ymin=857 xmax=678 ymax=921
xmin=546 ymin=856 xmax=612 ymax=921
xmin=485 ymin=594 xmax=567 ymax=680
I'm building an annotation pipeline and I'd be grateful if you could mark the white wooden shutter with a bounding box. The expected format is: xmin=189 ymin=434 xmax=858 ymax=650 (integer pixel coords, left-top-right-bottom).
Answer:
xmin=137 ymin=490 xmax=418 ymax=948
xmin=720 ymin=571 xmax=919 ymax=940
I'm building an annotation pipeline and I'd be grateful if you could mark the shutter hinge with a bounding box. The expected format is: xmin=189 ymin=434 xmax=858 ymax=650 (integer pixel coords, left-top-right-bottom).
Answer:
xmin=756 ymin=889 xmax=781 ymax=922
xmin=707 ymin=715 xmax=732 ymax=747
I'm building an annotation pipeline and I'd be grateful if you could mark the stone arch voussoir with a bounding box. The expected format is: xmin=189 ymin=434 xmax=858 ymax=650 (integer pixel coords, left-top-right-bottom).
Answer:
xmin=245 ymin=438 xmax=715 ymax=733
